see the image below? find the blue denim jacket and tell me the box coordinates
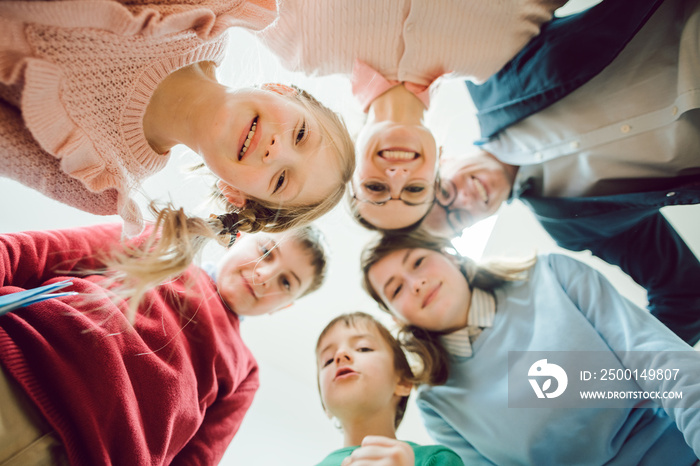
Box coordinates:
[468,0,664,142]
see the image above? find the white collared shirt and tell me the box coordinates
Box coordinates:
[441,288,495,358]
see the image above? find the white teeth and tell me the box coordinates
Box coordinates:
[239,119,257,159]
[473,177,489,203]
[380,150,417,161]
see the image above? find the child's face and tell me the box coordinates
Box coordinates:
[368,248,471,332]
[216,232,315,316]
[317,322,408,421]
[199,88,342,208]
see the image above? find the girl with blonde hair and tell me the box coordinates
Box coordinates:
[362,230,700,464]
[0,0,355,313]
[0,222,329,464]
[257,0,566,232]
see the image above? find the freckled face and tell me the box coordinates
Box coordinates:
[368,248,471,332]
[317,323,403,420]
[215,232,315,316]
[199,88,341,207]
[353,120,439,229]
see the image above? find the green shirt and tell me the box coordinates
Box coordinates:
[314,441,464,466]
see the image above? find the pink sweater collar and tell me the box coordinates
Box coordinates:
[350,59,431,112]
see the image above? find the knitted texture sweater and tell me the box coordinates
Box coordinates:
[258,0,565,87]
[0,224,259,465]
[0,0,276,235]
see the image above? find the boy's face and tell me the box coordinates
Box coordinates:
[316,322,409,422]
[216,232,315,316]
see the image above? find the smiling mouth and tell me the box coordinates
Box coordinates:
[472,176,489,204]
[423,282,441,308]
[379,149,419,161]
[334,367,357,380]
[240,273,257,299]
[239,117,258,161]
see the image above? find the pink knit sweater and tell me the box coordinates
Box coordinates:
[0,0,276,235]
[259,0,565,93]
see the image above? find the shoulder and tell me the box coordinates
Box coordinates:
[409,442,464,465]
[314,446,358,466]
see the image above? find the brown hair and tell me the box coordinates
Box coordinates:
[315,312,415,429]
[281,224,327,298]
[360,229,536,386]
[108,86,353,320]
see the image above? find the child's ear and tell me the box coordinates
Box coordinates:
[217,180,247,208]
[394,378,413,397]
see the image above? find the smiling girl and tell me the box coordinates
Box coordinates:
[362,231,700,465]
[0,0,354,310]
[0,222,327,464]
[315,312,463,466]
[257,0,565,231]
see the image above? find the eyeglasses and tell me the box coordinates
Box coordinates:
[350,179,440,207]
[434,179,469,235]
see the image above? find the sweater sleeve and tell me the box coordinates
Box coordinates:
[417,400,496,466]
[171,363,259,464]
[0,223,124,289]
[0,99,120,216]
[547,253,700,457]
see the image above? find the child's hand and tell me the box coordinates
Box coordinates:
[340,436,415,466]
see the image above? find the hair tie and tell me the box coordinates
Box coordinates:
[212,212,240,247]
[260,83,298,96]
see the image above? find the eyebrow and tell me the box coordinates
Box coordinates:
[382,250,411,298]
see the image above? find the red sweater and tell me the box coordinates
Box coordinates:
[0,224,259,465]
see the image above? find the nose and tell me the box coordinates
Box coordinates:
[385,167,409,180]
[409,275,427,295]
[252,264,275,293]
[334,348,352,364]
[454,187,476,210]
[263,133,295,164]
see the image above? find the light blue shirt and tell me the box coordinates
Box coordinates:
[417,254,700,465]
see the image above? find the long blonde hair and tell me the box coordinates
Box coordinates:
[108,86,353,320]
[360,229,536,386]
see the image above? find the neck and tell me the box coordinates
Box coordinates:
[339,408,398,447]
[143,62,224,154]
[367,84,426,126]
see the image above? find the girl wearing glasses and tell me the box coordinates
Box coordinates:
[256,0,566,232]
